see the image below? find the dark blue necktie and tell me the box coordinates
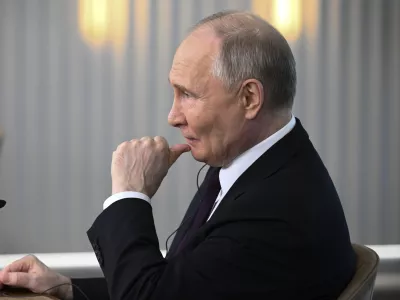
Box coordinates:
[175,167,221,254]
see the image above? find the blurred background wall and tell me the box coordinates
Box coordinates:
[0,0,399,253]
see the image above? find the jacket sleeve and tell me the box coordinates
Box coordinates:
[86,198,293,300]
[71,277,109,300]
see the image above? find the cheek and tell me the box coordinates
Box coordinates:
[184,100,236,156]
[185,101,212,136]
[211,110,244,149]
[198,115,227,154]
[187,112,219,152]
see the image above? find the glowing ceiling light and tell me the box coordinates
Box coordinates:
[78,0,129,54]
[252,0,318,42]
[273,0,302,41]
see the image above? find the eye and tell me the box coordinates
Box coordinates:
[182,91,191,98]
[178,89,192,99]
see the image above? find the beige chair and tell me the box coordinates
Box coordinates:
[338,244,379,300]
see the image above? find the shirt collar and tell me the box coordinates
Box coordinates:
[219,115,296,196]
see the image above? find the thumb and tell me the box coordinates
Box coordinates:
[169,144,191,166]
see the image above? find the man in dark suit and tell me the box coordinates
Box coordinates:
[0,10,356,300]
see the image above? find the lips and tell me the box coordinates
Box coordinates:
[184,136,198,145]
[183,133,197,140]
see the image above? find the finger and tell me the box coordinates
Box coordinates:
[3,256,34,273]
[117,141,130,151]
[0,271,32,289]
[169,144,191,166]
[154,136,169,148]
[140,136,152,142]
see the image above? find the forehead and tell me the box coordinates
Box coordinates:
[169,28,221,87]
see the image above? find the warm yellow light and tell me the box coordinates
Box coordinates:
[303,0,319,40]
[252,0,316,42]
[133,0,149,46]
[78,0,129,53]
[272,0,302,41]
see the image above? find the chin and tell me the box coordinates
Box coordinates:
[190,149,221,167]
[190,149,206,163]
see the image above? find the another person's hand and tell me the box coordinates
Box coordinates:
[0,255,73,299]
[111,136,190,198]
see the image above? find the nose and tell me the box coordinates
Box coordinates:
[168,99,186,127]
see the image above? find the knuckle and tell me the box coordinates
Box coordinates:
[140,136,151,141]
[117,141,129,150]
[142,139,153,146]
[140,136,155,147]
[154,135,165,142]
[155,136,168,147]
[27,254,37,262]
[130,141,139,149]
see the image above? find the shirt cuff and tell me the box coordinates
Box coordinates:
[103,191,151,210]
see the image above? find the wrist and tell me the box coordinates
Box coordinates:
[56,276,73,300]
[112,183,130,195]
[112,184,147,196]
[112,187,128,195]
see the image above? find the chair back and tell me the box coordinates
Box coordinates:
[338,244,379,300]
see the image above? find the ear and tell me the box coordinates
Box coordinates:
[239,79,264,120]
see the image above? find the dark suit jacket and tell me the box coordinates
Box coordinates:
[72,119,356,300]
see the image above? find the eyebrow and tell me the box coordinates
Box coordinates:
[168,78,199,97]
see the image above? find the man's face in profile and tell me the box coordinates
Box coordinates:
[167,28,248,167]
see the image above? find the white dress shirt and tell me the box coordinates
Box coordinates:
[207,115,296,220]
[104,115,296,215]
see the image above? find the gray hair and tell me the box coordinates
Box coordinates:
[191,10,297,111]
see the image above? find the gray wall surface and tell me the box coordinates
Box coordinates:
[0,0,399,253]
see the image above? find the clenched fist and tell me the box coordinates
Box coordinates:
[0,255,73,299]
[111,136,190,198]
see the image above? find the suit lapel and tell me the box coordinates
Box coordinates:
[166,166,217,258]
